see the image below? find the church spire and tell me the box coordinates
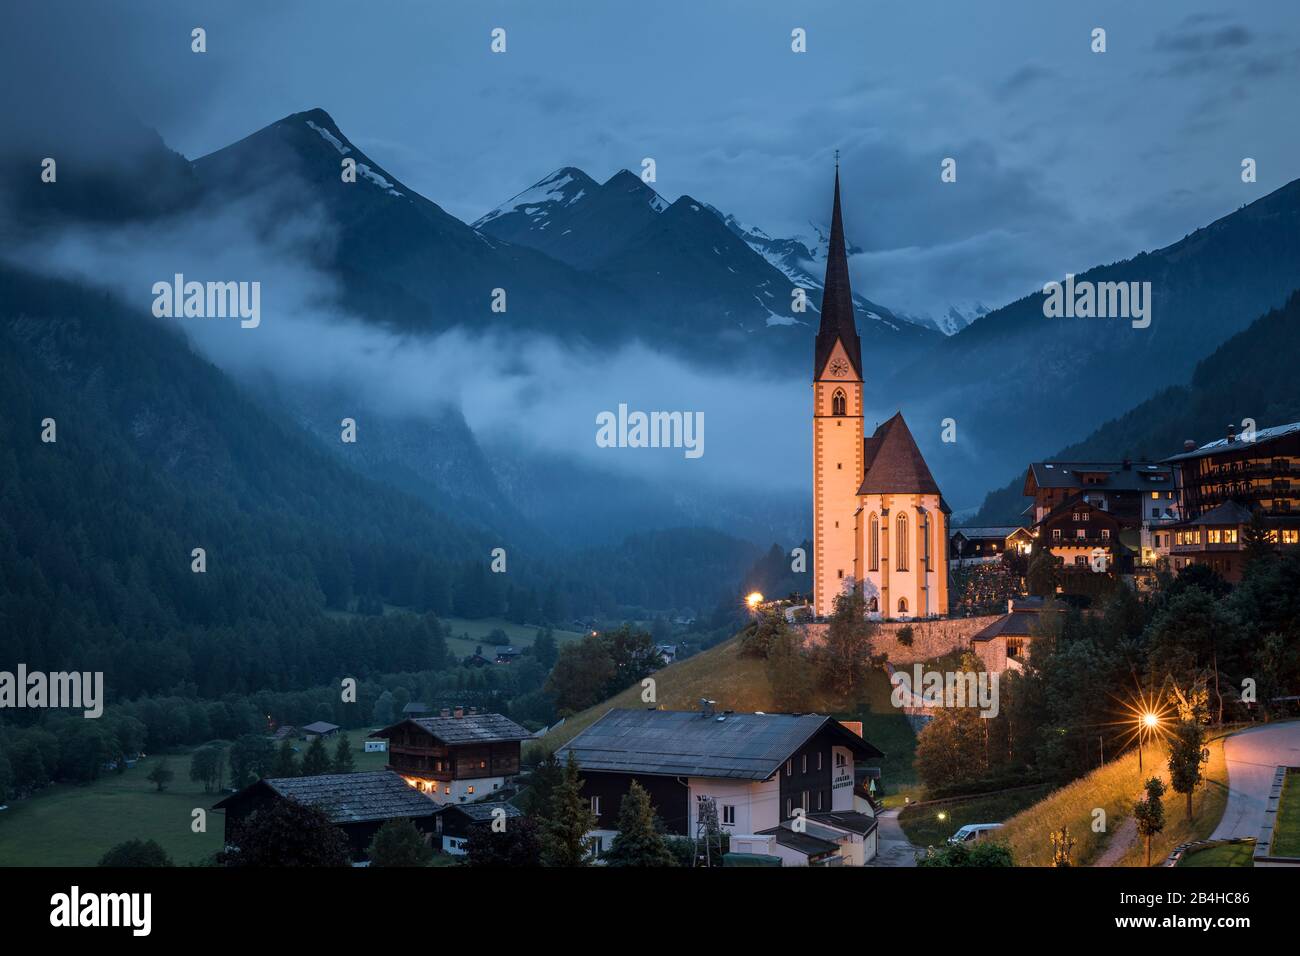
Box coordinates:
[814,163,863,379]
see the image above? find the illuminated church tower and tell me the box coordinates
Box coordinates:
[811,165,949,620]
[811,165,864,618]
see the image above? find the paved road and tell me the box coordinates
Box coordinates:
[870,808,919,866]
[1210,722,1300,841]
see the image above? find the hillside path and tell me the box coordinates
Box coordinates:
[1092,817,1137,867]
[1210,721,1300,840]
[869,808,919,867]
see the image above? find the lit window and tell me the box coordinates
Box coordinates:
[467,786,474,794]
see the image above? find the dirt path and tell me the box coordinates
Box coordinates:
[1092,816,1137,867]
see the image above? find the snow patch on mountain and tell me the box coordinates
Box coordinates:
[474,168,591,228]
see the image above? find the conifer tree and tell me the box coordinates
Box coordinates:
[604,781,677,867]
[332,735,355,774]
[1133,776,1167,867]
[541,752,597,866]
[273,738,298,777]
[1167,720,1209,820]
[302,736,332,776]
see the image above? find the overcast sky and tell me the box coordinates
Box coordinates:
[7,0,1299,318]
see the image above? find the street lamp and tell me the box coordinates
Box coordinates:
[745,591,764,611]
[1137,711,1160,774]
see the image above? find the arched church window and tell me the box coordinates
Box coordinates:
[897,512,909,571]
[920,512,931,571]
[898,597,909,614]
[868,596,878,612]
[868,513,879,570]
[832,389,847,416]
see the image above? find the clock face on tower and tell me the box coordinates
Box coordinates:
[828,358,850,378]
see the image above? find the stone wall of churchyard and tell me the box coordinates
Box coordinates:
[802,614,1002,665]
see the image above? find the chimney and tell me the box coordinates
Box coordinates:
[468,706,478,716]
[699,698,715,717]
[1184,440,1196,451]
[1227,424,1237,443]
[453,706,464,719]
[440,707,451,718]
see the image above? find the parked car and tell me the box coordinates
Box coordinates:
[947,823,1003,845]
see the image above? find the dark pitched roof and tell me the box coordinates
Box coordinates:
[556,708,883,780]
[438,801,523,824]
[371,714,531,745]
[952,526,1027,540]
[813,167,862,380]
[1173,500,1254,527]
[213,771,436,824]
[757,824,839,857]
[1163,421,1300,463]
[301,721,339,734]
[970,609,1041,642]
[857,413,942,496]
[402,702,430,714]
[808,811,879,837]
[1025,461,1172,493]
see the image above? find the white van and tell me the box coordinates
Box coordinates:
[947,823,1003,845]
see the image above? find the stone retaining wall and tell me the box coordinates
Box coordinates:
[802,614,1001,664]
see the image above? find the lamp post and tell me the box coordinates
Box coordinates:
[1137,711,1159,775]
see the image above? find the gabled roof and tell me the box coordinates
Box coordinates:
[370,714,531,745]
[1024,461,1172,494]
[1173,500,1254,527]
[858,413,942,496]
[556,709,883,781]
[807,810,879,837]
[437,801,523,824]
[813,167,862,380]
[952,526,1028,541]
[213,771,436,823]
[757,823,840,858]
[1164,422,1300,463]
[971,610,1041,642]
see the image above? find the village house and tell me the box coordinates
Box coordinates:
[369,709,530,805]
[970,597,1045,673]
[300,721,339,741]
[435,800,524,856]
[1034,495,1135,574]
[213,771,439,860]
[1162,421,1300,582]
[556,706,883,866]
[950,526,1033,562]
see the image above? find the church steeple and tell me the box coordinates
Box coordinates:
[813,163,863,380]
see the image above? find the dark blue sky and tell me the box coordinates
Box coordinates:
[8,0,1299,319]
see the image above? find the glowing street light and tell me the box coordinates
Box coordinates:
[745,591,764,610]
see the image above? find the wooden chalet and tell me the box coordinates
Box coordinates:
[369,711,530,804]
[212,771,438,859]
[435,800,524,856]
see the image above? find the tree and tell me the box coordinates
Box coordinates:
[817,590,874,699]
[222,799,351,867]
[604,781,677,867]
[301,736,332,776]
[1133,777,1167,867]
[98,839,173,867]
[464,816,543,867]
[520,751,563,820]
[914,695,988,792]
[332,735,355,774]
[544,639,615,716]
[190,744,226,792]
[372,690,396,726]
[541,753,597,866]
[273,738,298,778]
[367,818,433,867]
[896,625,915,648]
[147,757,174,792]
[740,608,789,659]
[532,629,559,670]
[1167,720,1209,820]
[228,734,275,789]
[1242,508,1274,566]
[1050,826,1076,867]
[1027,546,1060,598]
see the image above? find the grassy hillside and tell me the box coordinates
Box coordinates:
[529,635,921,795]
[997,731,1229,867]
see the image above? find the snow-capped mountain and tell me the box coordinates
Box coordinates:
[476,166,939,351]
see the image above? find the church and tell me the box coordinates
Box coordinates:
[811,168,950,620]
